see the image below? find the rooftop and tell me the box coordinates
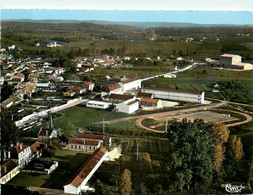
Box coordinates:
[143,86,202,95]
[221,54,241,58]
[69,138,100,146]
[121,77,140,84]
[38,128,54,137]
[140,97,158,104]
[30,141,47,155]
[1,160,18,178]
[76,133,110,142]
[65,148,107,187]
[103,93,134,101]
[103,83,121,92]
[127,99,139,106]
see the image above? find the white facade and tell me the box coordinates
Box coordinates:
[15,146,32,169]
[86,100,112,109]
[141,87,205,104]
[115,99,139,114]
[119,78,141,92]
[220,54,242,66]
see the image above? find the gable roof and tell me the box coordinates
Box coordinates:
[38,128,54,137]
[30,141,47,155]
[65,148,107,187]
[68,138,100,146]
[1,160,18,178]
[142,86,202,95]
[137,92,153,98]
[103,83,121,92]
[140,97,158,104]
[127,99,139,106]
[103,93,134,101]
[121,77,140,84]
[76,133,110,142]
[221,54,241,58]
[10,144,29,158]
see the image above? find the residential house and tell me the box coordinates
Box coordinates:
[83,82,95,91]
[76,132,112,146]
[69,86,87,94]
[64,148,108,194]
[38,127,57,143]
[64,90,76,97]
[0,160,20,184]
[10,143,32,169]
[30,141,47,160]
[139,98,162,108]
[65,138,101,153]
[118,77,141,92]
[101,83,122,97]
[141,86,205,104]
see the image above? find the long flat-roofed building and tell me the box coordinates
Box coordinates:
[64,148,108,194]
[141,86,205,104]
[220,54,242,66]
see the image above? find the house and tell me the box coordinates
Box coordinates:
[139,98,162,108]
[76,132,111,146]
[64,148,108,194]
[102,93,139,114]
[2,98,14,108]
[137,92,154,99]
[86,100,112,109]
[118,77,141,92]
[115,99,139,114]
[38,127,57,143]
[0,160,20,184]
[65,138,101,153]
[69,86,87,94]
[30,141,47,160]
[220,54,242,66]
[9,143,32,169]
[64,90,76,97]
[141,86,205,104]
[101,83,123,97]
[36,82,54,90]
[231,62,253,70]
[83,82,95,91]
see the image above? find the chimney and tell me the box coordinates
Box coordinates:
[83,139,85,145]
[20,144,22,150]
[4,166,7,174]
[8,151,11,159]
[46,130,48,137]
[3,149,6,159]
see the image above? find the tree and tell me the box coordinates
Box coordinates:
[120,169,132,195]
[228,135,244,161]
[167,119,215,191]
[1,108,20,149]
[213,123,230,172]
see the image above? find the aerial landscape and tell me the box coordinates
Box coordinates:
[0,3,253,195]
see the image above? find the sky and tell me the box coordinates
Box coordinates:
[1,0,253,24]
[1,0,253,11]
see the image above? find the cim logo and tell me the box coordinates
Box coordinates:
[221,183,245,193]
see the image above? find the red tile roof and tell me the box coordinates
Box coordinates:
[127,99,138,105]
[38,128,54,136]
[103,93,134,101]
[1,160,18,178]
[140,97,158,104]
[30,141,47,155]
[103,83,121,92]
[69,86,86,91]
[137,92,153,98]
[121,77,140,84]
[76,133,110,142]
[69,138,100,146]
[66,148,107,187]
[143,86,202,95]
[83,82,94,86]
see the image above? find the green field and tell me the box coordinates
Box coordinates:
[52,106,129,137]
[7,150,90,189]
[143,67,253,100]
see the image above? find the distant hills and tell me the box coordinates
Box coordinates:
[3,19,252,28]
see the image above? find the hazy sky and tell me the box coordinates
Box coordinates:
[1,0,253,11]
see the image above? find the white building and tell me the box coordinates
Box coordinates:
[220,54,242,66]
[231,62,253,70]
[86,100,112,109]
[101,83,123,97]
[84,82,95,91]
[64,148,108,194]
[141,86,205,104]
[118,77,141,92]
[0,160,20,184]
[64,138,101,153]
[10,144,32,169]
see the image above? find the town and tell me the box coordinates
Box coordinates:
[1,11,253,195]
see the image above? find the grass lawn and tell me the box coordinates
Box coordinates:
[7,150,90,189]
[52,106,129,138]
